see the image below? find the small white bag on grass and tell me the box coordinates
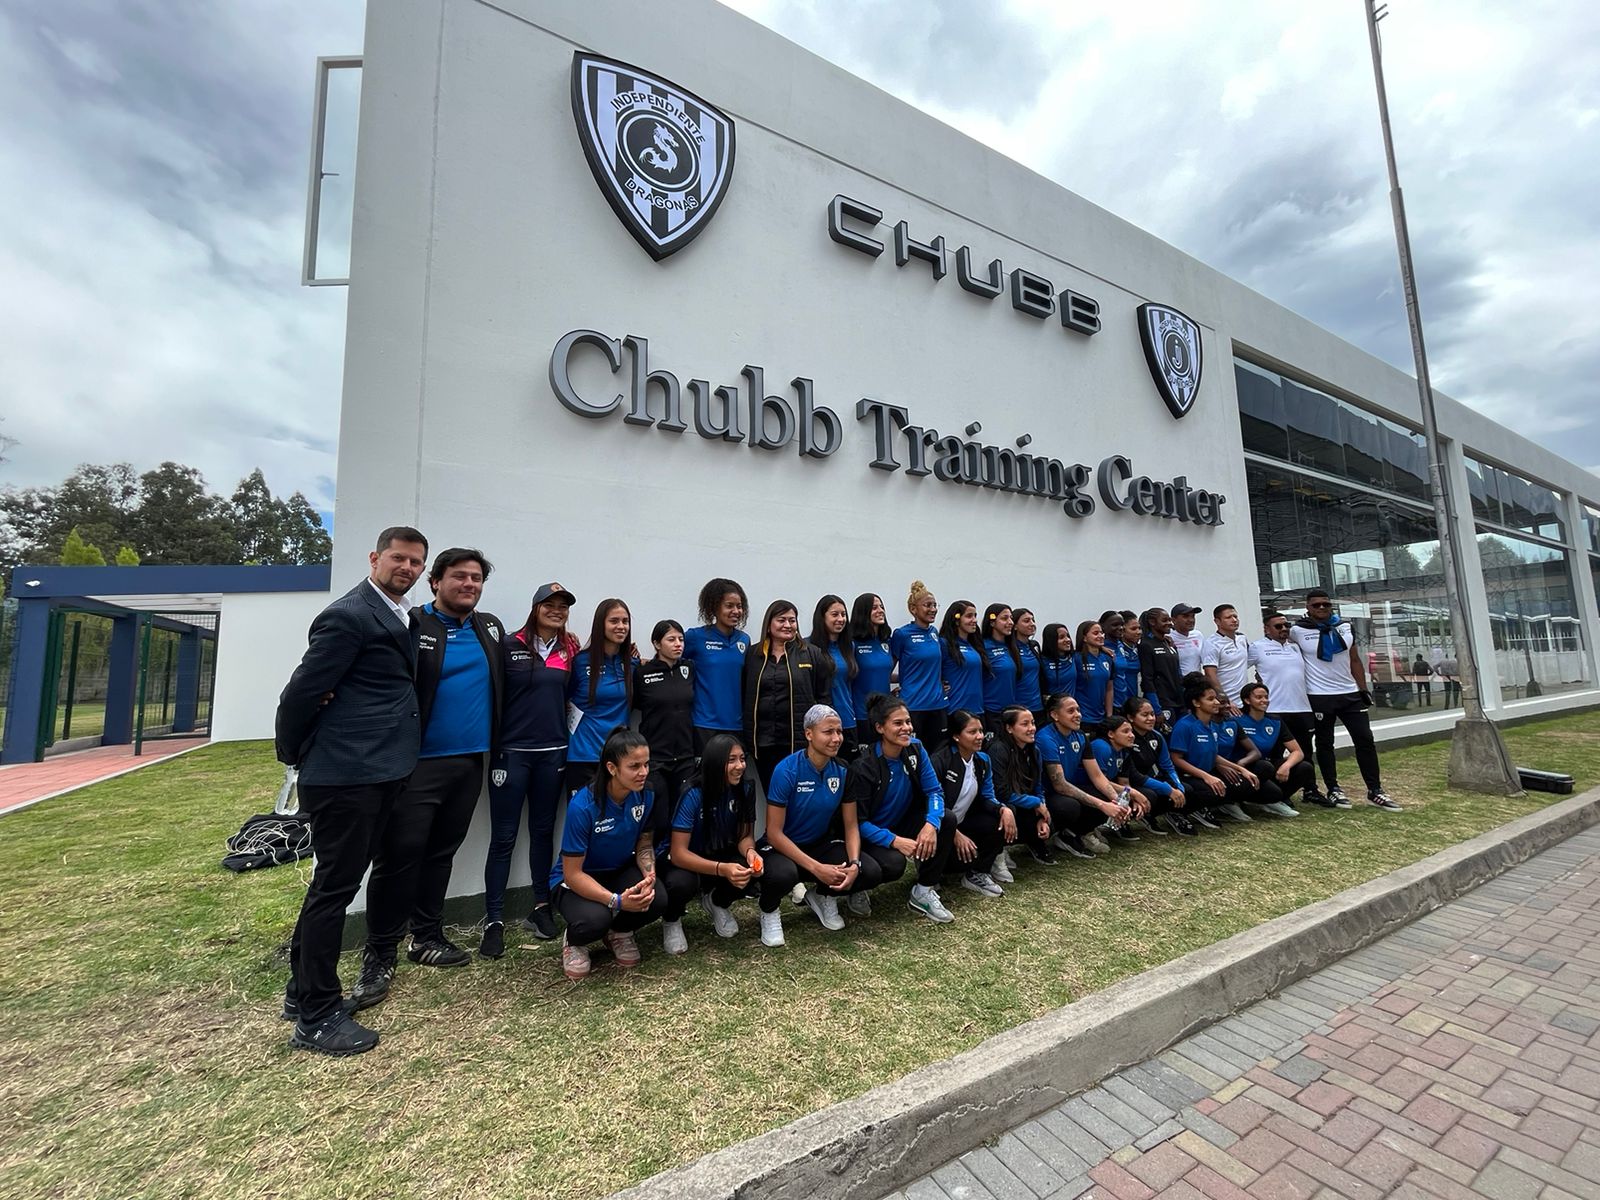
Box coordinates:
[275,766,300,815]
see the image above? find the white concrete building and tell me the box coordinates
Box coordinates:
[220,0,1600,907]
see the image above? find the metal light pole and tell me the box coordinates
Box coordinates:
[1363,1,1522,794]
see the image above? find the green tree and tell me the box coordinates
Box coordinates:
[230,468,290,563]
[60,527,107,566]
[133,463,240,565]
[281,491,332,564]
[114,545,140,566]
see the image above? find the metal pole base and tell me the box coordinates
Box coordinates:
[1447,715,1524,796]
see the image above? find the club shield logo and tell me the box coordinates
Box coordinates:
[1137,302,1204,419]
[679,665,690,679]
[570,52,736,260]
[631,803,646,823]
[491,769,507,788]
[827,776,841,794]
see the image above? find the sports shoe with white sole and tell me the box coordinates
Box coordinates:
[990,849,1015,883]
[1263,801,1300,817]
[604,929,641,967]
[1052,833,1094,859]
[847,891,872,916]
[961,871,1004,897]
[1082,831,1112,855]
[908,883,955,923]
[804,887,846,930]
[561,937,591,981]
[1327,785,1353,809]
[1367,789,1402,811]
[662,920,688,955]
[758,908,785,947]
[699,891,739,938]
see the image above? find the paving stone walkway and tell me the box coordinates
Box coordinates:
[888,825,1600,1200]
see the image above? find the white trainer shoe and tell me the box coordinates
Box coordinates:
[662,920,688,956]
[699,891,739,938]
[909,883,955,923]
[758,908,785,947]
[991,848,1015,883]
[804,887,846,931]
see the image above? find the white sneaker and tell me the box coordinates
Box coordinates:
[909,883,955,923]
[1264,801,1300,818]
[847,891,872,916]
[788,882,808,906]
[662,919,688,956]
[962,871,1004,898]
[699,891,739,938]
[804,887,846,931]
[758,908,785,947]
[991,848,1015,884]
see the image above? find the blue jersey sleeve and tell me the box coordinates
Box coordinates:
[559,789,595,858]
[672,787,701,835]
[1156,735,1183,791]
[1090,739,1119,779]
[766,757,795,808]
[912,740,945,825]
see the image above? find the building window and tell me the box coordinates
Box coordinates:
[1464,455,1564,541]
[1243,459,1454,718]
[1478,530,1589,702]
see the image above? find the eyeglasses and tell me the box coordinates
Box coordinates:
[1308,601,1332,610]
[1268,622,1288,630]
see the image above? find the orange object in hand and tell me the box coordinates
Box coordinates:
[748,852,764,872]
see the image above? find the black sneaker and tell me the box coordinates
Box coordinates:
[1303,788,1336,809]
[1137,818,1170,837]
[523,904,558,941]
[1052,834,1094,859]
[1327,786,1353,809]
[1027,844,1058,865]
[1161,813,1197,838]
[1189,810,1222,831]
[348,954,396,1011]
[407,937,471,968]
[1108,824,1141,843]
[1368,789,1402,812]
[280,993,355,1021]
[289,1011,380,1057]
[479,921,505,960]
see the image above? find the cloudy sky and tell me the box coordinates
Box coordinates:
[4,0,1598,524]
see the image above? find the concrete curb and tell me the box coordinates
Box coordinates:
[607,786,1600,1200]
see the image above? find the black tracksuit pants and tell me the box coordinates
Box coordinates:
[556,863,668,944]
[659,846,758,920]
[366,752,485,960]
[758,837,900,912]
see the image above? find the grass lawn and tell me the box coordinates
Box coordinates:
[1,713,1597,1199]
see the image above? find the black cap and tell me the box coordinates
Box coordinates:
[1171,603,1202,617]
[531,582,576,607]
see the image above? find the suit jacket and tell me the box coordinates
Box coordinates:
[275,580,421,786]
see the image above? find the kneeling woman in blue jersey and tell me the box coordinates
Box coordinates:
[551,729,667,980]
[932,709,1016,897]
[1122,696,1197,836]
[758,705,885,946]
[849,693,951,923]
[662,734,761,948]
[1084,714,1179,838]
[1168,676,1259,826]
[1236,682,1311,817]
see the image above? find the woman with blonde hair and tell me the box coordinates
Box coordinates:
[891,579,946,750]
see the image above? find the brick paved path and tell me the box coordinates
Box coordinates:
[888,825,1600,1200]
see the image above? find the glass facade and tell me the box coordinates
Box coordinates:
[1586,506,1600,618]
[1465,457,1589,703]
[1237,361,1454,719]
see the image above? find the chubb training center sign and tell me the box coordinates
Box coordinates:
[555,52,1225,528]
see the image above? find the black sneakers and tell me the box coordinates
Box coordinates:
[1160,813,1198,837]
[1368,788,1402,811]
[1027,844,1059,865]
[1327,786,1354,809]
[289,1011,380,1057]
[348,954,396,1011]
[280,992,355,1021]
[1303,788,1336,808]
[407,937,471,968]
[1189,810,1222,831]
[523,904,558,940]
[479,921,505,960]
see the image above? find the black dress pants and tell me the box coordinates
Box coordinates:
[287,778,406,1024]
[1309,693,1383,793]
[366,752,485,960]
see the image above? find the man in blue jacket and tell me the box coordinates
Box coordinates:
[274,526,427,1056]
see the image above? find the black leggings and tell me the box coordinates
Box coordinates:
[646,756,697,840]
[1181,774,1261,810]
[758,838,898,912]
[659,847,758,920]
[1253,758,1315,801]
[1017,793,1097,853]
[1309,694,1382,792]
[949,806,1007,876]
[754,743,790,793]
[555,863,668,944]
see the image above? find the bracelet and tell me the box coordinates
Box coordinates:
[610,892,622,912]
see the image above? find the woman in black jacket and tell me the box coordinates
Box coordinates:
[931,709,1016,897]
[742,599,832,791]
[633,619,697,841]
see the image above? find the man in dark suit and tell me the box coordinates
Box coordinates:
[275,525,428,1056]
[348,547,505,1010]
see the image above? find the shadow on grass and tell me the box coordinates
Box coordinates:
[0,711,1596,1199]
